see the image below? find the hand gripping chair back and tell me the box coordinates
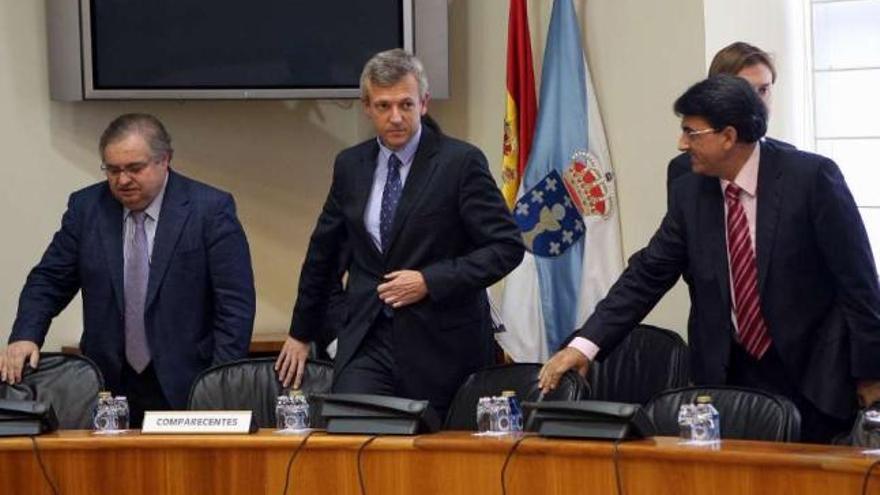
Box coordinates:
[444,363,590,430]
[0,352,104,429]
[187,357,334,428]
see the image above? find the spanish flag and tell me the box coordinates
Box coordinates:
[501,0,537,209]
[499,0,623,362]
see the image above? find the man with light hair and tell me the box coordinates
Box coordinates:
[276,49,523,418]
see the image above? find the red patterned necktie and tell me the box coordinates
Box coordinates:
[725,183,772,358]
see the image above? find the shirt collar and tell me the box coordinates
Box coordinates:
[720,143,760,197]
[124,170,169,222]
[377,125,422,166]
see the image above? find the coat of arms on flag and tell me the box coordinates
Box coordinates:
[499,0,624,362]
[513,151,614,257]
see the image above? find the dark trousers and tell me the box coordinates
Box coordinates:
[727,343,851,444]
[333,314,397,396]
[120,363,171,428]
[332,314,451,421]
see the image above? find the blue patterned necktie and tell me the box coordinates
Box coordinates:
[380,154,403,252]
[124,211,151,373]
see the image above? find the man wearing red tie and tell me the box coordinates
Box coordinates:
[540,75,880,443]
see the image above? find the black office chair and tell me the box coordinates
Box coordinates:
[187,357,334,428]
[443,363,590,430]
[588,324,689,404]
[0,352,105,429]
[645,385,801,442]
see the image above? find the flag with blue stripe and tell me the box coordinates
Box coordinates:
[499,0,623,361]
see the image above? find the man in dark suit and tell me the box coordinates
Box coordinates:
[539,76,880,443]
[1,113,256,426]
[667,43,797,348]
[668,42,794,189]
[275,49,524,417]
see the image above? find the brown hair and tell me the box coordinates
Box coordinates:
[708,42,777,83]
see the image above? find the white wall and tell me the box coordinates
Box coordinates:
[575,0,705,331]
[703,0,811,148]
[0,0,703,352]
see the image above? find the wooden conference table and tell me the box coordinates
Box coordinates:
[0,431,877,494]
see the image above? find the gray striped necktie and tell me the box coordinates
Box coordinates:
[125,211,151,373]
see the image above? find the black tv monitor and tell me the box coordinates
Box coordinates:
[46,0,449,100]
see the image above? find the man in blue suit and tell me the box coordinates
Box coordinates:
[1,114,255,426]
[540,76,880,443]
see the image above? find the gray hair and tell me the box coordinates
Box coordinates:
[99,113,173,161]
[359,49,429,102]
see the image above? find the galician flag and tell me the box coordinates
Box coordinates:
[499,0,623,362]
[500,0,537,209]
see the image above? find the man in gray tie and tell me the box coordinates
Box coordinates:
[1,113,255,426]
[275,49,523,419]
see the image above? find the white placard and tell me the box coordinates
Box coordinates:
[141,410,254,434]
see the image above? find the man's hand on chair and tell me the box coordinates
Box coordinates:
[275,336,310,389]
[1,341,40,385]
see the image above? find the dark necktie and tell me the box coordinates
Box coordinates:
[725,183,772,358]
[125,211,151,372]
[380,154,403,252]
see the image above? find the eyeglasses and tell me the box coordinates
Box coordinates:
[681,127,718,140]
[100,159,157,178]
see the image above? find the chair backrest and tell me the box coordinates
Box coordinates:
[645,385,802,442]
[443,363,590,430]
[187,357,333,428]
[589,324,689,404]
[0,352,105,429]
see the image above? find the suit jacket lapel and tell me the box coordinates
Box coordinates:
[698,176,732,311]
[98,188,125,314]
[755,142,782,294]
[146,171,191,310]
[384,128,440,256]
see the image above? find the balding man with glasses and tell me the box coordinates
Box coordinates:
[1,113,255,427]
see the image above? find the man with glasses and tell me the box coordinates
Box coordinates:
[668,41,793,189]
[1,113,255,427]
[539,75,880,443]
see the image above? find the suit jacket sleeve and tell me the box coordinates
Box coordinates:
[420,148,524,302]
[207,194,256,365]
[10,193,83,346]
[577,189,688,356]
[289,154,349,342]
[318,247,350,351]
[809,158,880,379]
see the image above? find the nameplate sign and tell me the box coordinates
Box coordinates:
[141,411,255,434]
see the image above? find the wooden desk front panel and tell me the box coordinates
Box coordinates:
[0,431,876,495]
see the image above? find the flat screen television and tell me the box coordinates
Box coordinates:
[46,0,448,100]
